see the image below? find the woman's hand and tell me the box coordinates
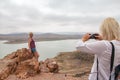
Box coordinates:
[95,34,103,40]
[82,33,91,42]
[29,49,32,53]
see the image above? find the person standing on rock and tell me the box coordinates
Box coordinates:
[28,32,39,60]
[76,17,120,80]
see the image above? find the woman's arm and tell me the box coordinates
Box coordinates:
[28,38,31,51]
[81,33,103,42]
[76,33,105,56]
[76,40,107,56]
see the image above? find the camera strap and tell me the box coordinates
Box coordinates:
[96,42,115,80]
[109,42,115,80]
[97,58,99,80]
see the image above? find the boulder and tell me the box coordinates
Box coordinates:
[0,48,59,79]
[0,59,17,80]
[15,57,40,79]
[40,58,59,73]
[0,48,34,80]
[40,61,50,73]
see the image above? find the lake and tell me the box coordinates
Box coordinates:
[0,40,79,60]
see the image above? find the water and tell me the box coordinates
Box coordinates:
[0,40,79,60]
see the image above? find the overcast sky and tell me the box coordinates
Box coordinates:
[0,0,120,34]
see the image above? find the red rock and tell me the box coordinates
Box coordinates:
[0,48,59,79]
[0,48,35,79]
[40,62,50,73]
[0,59,17,80]
[45,58,59,73]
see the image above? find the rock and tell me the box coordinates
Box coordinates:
[40,58,59,73]
[44,58,59,73]
[0,48,59,80]
[40,62,50,73]
[3,52,17,59]
[15,48,33,62]
[0,48,35,80]
[3,48,33,66]
[0,59,17,80]
[15,57,40,79]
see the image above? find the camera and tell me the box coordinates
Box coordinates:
[89,33,99,39]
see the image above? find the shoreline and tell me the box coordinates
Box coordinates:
[0,33,82,44]
[2,39,80,44]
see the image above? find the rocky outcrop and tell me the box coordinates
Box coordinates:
[0,59,17,80]
[0,48,59,80]
[2,50,94,80]
[0,48,94,80]
[40,58,59,73]
[15,57,40,79]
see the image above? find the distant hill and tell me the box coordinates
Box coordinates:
[0,32,83,44]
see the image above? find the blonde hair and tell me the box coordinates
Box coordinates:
[100,17,120,41]
[29,32,33,37]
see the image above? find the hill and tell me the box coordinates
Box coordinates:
[0,32,83,44]
[54,51,94,78]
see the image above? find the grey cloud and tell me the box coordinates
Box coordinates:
[41,0,120,26]
[42,13,105,27]
[0,0,120,33]
[48,0,120,13]
[0,0,44,29]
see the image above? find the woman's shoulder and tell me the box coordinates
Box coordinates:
[96,40,120,50]
[89,40,108,44]
[102,40,120,46]
[28,38,33,41]
[97,40,111,46]
[90,40,111,48]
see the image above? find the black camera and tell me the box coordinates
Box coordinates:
[89,33,99,39]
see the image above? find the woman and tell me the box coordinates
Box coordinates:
[76,17,120,80]
[28,32,39,60]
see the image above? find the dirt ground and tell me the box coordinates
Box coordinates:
[5,73,89,80]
